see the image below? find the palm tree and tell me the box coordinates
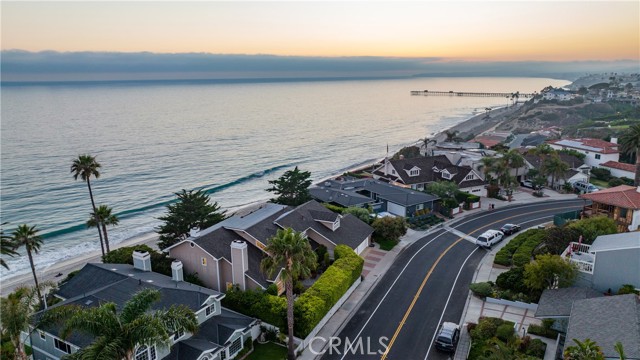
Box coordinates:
[1,283,54,360]
[71,154,105,256]
[420,137,437,157]
[564,338,604,360]
[620,123,640,186]
[40,288,198,360]
[541,155,569,189]
[444,130,459,142]
[1,222,18,270]
[614,341,626,360]
[12,224,44,306]
[261,228,317,360]
[505,149,526,183]
[87,204,119,253]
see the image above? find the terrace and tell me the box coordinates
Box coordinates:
[561,242,595,274]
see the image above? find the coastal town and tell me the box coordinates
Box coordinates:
[2,73,639,360]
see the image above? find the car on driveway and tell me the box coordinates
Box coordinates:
[500,223,521,235]
[521,180,542,190]
[573,181,599,193]
[475,230,504,248]
[434,322,460,353]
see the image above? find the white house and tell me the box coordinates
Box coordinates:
[547,138,620,167]
[597,160,636,179]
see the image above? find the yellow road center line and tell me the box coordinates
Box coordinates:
[380,205,571,359]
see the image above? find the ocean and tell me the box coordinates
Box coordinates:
[0,76,569,278]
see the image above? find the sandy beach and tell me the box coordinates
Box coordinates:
[0,104,515,297]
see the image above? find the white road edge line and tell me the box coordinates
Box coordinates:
[336,201,583,360]
[424,214,554,359]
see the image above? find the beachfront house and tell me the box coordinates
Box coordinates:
[547,138,620,167]
[30,253,257,360]
[372,155,486,196]
[166,200,373,293]
[310,178,440,218]
[579,185,640,232]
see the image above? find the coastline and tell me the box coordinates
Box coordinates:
[0,103,507,296]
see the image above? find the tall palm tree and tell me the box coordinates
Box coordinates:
[40,288,198,360]
[1,283,54,360]
[420,137,437,157]
[12,224,44,306]
[261,228,317,360]
[541,155,569,189]
[564,338,604,360]
[619,123,640,186]
[505,149,526,183]
[87,204,119,253]
[71,154,105,256]
[444,130,459,142]
[1,222,18,270]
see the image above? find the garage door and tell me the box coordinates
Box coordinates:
[386,202,406,217]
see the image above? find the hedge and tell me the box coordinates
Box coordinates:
[294,246,363,337]
[222,287,287,330]
[469,282,493,298]
[322,203,345,214]
[494,229,545,267]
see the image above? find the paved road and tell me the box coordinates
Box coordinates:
[319,199,585,360]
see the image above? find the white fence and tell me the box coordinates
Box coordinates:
[485,297,538,311]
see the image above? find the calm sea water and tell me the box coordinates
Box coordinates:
[0,76,569,278]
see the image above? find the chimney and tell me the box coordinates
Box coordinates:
[230,240,248,291]
[610,137,618,144]
[189,227,200,238]
[171,260,184,282]
[132,251,152,272]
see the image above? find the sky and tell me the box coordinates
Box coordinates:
[1,1,639,81]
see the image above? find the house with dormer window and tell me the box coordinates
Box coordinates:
[30,252,257,360]
[167,200,373,293]
[372,155,486,196]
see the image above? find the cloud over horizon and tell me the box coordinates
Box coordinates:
[2,50,639,83]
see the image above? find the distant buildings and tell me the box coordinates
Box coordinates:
[547,138,620,167]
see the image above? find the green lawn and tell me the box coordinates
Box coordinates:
[590,178,610,189]
[246,342,287,360]
[376,238,398,251]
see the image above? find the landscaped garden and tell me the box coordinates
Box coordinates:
[467,317,546,359]
[406,213,444,230]
[246,341,287,360]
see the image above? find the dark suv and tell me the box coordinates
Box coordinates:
[434,322,460,353]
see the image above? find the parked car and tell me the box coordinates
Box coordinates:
[434,322,460,353]
[500,223,521,235]
[573,181,599,193]
[521,180,542,190]
[475,230,504,248]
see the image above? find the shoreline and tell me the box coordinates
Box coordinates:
[0,103,506,296]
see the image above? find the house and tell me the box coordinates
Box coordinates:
[547,138,620,167]
[542,88,574,101]
[167,201,374,293]
[311,178,440,218]
[535,291,640,360]
[579,185,640,232]
[30,253,256,360]
[561,232,640,293]
[372,155,486,196]
[597,160,636,179]
[522,151,591,189]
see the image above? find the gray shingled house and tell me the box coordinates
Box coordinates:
[166,200,373,293]
[30,252,256,360]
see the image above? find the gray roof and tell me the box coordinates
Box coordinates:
[590,232,640,253]
[374,155,453,185]
[523,152,585,170]
[275,200,374,249]
[309,187,374,207]
[564,294,640,359]
[166,339,221,360]
[221,203,289,231]
[535,287,603,318]
[341,179,440,206]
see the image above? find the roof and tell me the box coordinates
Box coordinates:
[309,187,374,207]
[564,294,640,359]
[580,185,640,210]
[473,135,503,148]
[375,155,453,185]
[523,152,585,170]
[547,138,619,154]
[589,232,640,253]
[600,160,636,173]
[348,178,440,206]
[535,287,603,318]
[275,200,374,249]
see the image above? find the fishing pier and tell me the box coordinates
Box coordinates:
[410,90,535,98]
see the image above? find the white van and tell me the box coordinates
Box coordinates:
[475,230,504,248]
[573,181,599,193]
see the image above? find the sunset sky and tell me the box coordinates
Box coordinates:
[3,1,639,61]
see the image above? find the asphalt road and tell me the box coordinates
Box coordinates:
[319,199,585,360]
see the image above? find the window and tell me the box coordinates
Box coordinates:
[416,204,424,210]
[205,303,216,316]
[441,172,451,179]
[173,330,185,341]
[595,154,601,159]
[190,242,195,248]
[135,345,157,360]
[465,174,474,180]
[220,350,227,360]
[391,169,396,175]
[39,331,46,340]
[229,337,243,357]
[410,169,419,176]
[54,339,71,354]
[201,257,207,266]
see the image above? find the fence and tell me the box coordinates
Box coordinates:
[485,297,538,311]
[553,209,581,226]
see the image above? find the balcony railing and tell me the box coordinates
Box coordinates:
[561,242,595,274]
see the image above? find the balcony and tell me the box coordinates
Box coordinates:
[561,242,595,274]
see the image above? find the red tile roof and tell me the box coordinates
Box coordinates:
[600,161,636,173]
[547,138,619,154]
[580,185,640,210]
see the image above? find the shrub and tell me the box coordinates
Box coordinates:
[184,272,205,286]
[527,323,559,339]
[342,206,372,224]
[222,287,287,330]
[334,244,357,260]
[567,216,617,243]
[590,167,611,181]
[469,282,493,298]
[494,252,511,266]
[467,322,477,333]
[526,338,547,358]
[608,177,624,187]
[470,317,504,341]
[322,203,345,214]
[620,177,635,185]
[496,267,527,293]
[265,284,278,295]
[617,284,639,295]
[372,217,407,244]
[496,323,515,342]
